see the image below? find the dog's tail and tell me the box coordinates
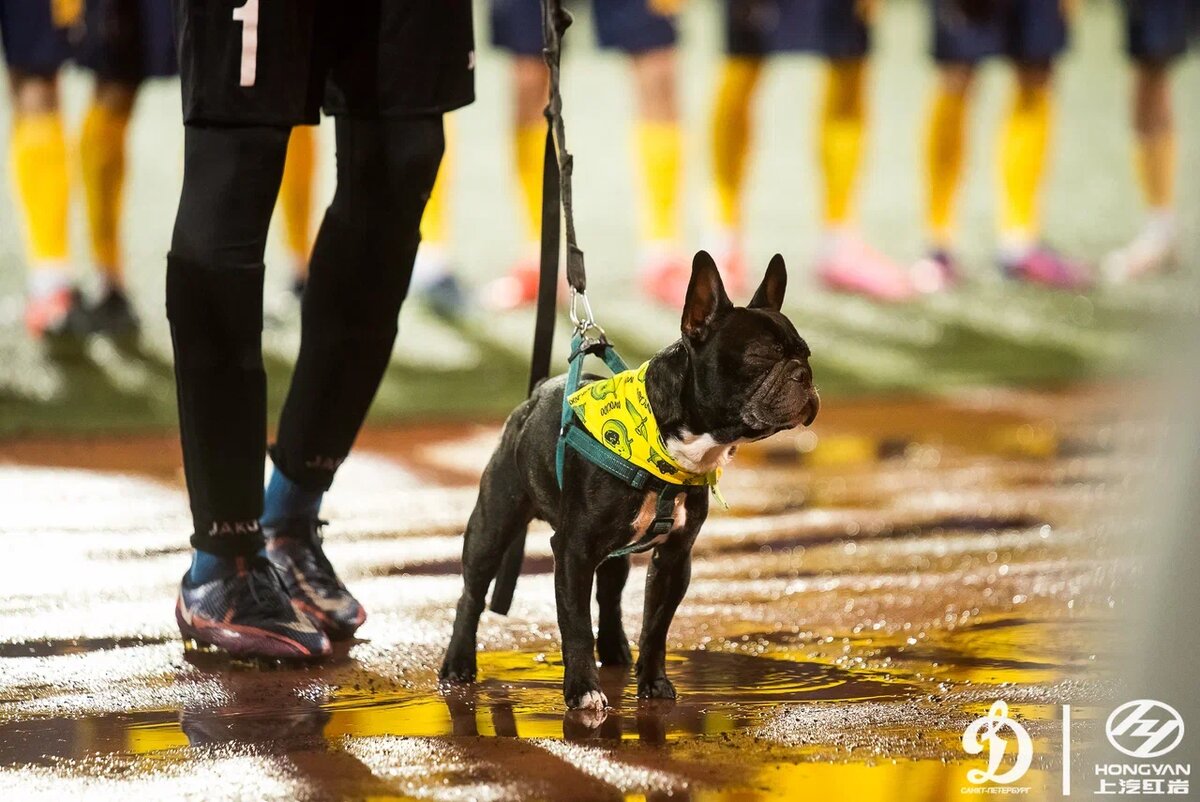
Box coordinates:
[488,534,526,615]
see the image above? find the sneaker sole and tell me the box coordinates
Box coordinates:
[176,599,331,660]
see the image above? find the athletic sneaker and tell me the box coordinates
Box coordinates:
[643,241,746,308]
[712,233,748,297]
[89,288,140,338]
[816,233,915,302]
[911,249,962,295]
[640,248,691,307]
[1001,244,1092,290]
[1102,217,1178,284]
[419,273,470,321]
[480,256,539,311]
[25,287,93,339]
[176,554,332,660]
[265,519,366,640]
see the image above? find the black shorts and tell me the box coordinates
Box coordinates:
[1125,0,1198,64]
[725,0,871,59]
[76,0,178,83]
[174,0,475,127]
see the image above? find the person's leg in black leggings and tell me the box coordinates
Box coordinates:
[167,124,290,558]
[272,115,444,486]
[260,115,444,637]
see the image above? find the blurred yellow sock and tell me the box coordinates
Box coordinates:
[818,59,867,228]
[710,58,762,229]
[80,102,130,283]
[11,112,70,269]
[279,126,316,277]
[998,81,1052,241]
[925,86,968,247]
[421,119,453,246]
[635,120,682,243]
[1135,130,1175,211]
[514,123,544,244]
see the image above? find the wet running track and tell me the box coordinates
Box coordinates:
[0,389,1134,800]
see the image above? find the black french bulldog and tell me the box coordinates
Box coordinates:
[440,251,819,710]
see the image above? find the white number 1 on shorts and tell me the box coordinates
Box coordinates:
[232,0,259,88]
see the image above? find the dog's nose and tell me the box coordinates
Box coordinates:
[803,393,820,426]
[787,360,811,384]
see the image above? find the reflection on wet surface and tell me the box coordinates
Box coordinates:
[0,390,1134,799]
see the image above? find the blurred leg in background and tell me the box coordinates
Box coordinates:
[630,36,688,306]
[481,0,550,310]
[1,0,88,339]
[918,0,1089,292]
[713,0,910,303]
[913,61,973,293]
[709,53,762,280]
[277,126,316,298]
[812,0,913,302]
[77,0,180,337]
[411,117,470,320]
[711,0,811,290]
[1103,0,1190,283]
[483,0,684,309]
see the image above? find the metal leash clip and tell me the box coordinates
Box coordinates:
[569,288,606,343]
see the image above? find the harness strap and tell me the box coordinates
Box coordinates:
[556,332,628,487]
[555,332,691,561]
[606,485,681,561]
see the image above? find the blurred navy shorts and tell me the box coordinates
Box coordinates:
[932,0,1069,66]
[491,0,677,56]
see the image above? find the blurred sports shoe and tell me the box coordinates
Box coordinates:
[420,273,469,321]
[480,255,539,311]
[817,232,915,302]
[910,249,962,295]
[176,554,332,660]
[709,231,748,294]
[25,286,92,339]
[640,246,691,307]
[643,239,746,308]
[1001,244,1092,290]
[265,519,366,640]
[89,287,140,338]
[1102,215,1178,284]
[412,243,469,320]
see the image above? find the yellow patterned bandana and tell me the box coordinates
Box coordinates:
[568,362,726,504]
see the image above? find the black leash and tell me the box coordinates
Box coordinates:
[527,0,589,394]
[501,0,697,613]
[494,0,599,614]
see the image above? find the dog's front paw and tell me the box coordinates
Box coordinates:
[596,631,633,667]
[637,674,676,700]
[439,650,477,684]
[564,677,609,711]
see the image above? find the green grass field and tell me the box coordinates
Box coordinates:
[0,0,1196,438]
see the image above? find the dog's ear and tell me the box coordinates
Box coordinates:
[748,254,787,312]
[682,250,732,340]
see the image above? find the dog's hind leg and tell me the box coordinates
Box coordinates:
[595,555,633,666]
[440,453,532,683]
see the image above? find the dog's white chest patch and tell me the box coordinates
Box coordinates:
[663,431,738,475]
[628,490,687,547]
